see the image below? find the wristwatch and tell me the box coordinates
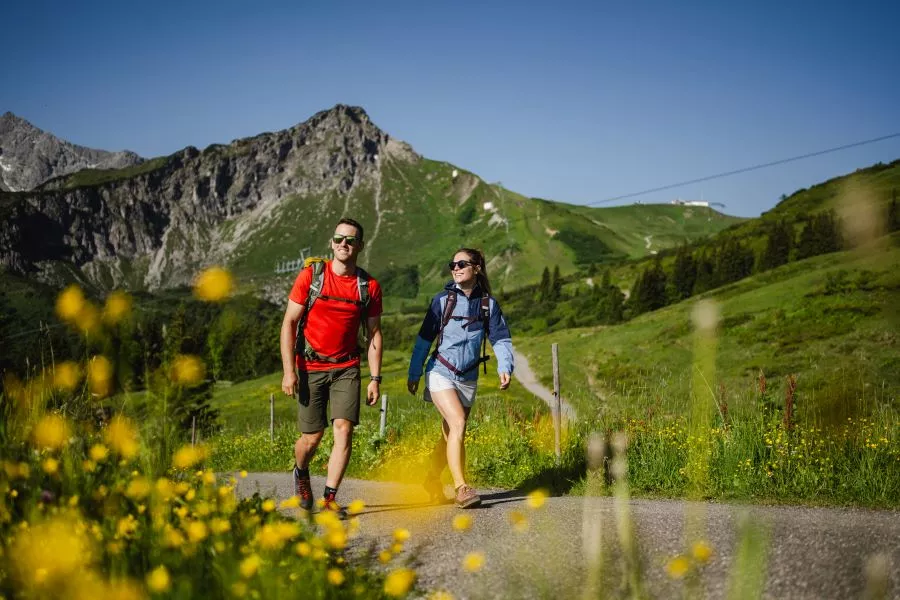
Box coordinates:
[370,375,382,383]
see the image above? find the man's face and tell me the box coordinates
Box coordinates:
[331,223,363,262]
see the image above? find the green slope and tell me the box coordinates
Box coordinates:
[516,234,900,421]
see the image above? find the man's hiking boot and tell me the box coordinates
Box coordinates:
[321,490,348,520]
[455,485,481,509]
[293,465,313,511]
[423,473,445,503]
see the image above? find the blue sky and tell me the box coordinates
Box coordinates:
[4,0,899,217]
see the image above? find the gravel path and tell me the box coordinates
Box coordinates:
[236,473,899,599]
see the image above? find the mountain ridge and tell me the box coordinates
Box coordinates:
[0,111,143,192]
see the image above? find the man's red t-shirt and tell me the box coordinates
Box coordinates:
[289,261,383,372]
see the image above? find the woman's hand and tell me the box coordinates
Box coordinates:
[499,372,510,390]
[407,379,419,395]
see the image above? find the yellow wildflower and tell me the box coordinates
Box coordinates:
[239,470,248,478]
[89,444,109,462]
[103,416,139,459]
[665,555,691,579]
[42,457,59,474]
[239,554,261,578]
[326,529,347,550]
[526,488,548,509]
[163,526,185,548]
[103,291,132,325]
[32,414,71,451]
[452,514,472,532]
[691,541,713,564]
[393,528,411,543]
[462,552,485,573]
[116,515,139,539]
[231,582,248,597]
[9,517,94,589]
[280,496,300,509]
[88,355,114,398]
[193,267,233,302]
[295,541,311,557]
[185,520,208,543]
[170,355,205,386]
[146,566,170,593]
[154,478,175,502]
[56,285,86,322]
[172,445,208,470]
[508,510,529,532]
[210,518,231,535]
[261,499,276,513]
[125,477,151,501]
[347,499,366,515]
[429,592,455,600]
[384,567,416,597]
[53,361,82,392]
[327,568,345,586]
[378,550,392,564]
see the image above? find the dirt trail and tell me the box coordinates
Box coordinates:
[512,349,577,421]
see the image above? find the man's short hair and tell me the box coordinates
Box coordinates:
[337,217,364,241]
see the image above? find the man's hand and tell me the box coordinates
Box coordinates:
[366,380,380,406]
[281,371,297,396]
[407,379,419,396]
[499,372,511,390]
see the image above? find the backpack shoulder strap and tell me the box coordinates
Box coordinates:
[306,260,327,315]
[479,294,491,374]
[355,267,371,308]
[435,290,457,350]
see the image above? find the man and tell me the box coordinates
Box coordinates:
[280,217,383,514]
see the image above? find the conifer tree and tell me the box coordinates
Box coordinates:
[551,265,563,300]
[716,238,753,284]
[538,267,551,301]
[888,190,899,232]
[693,249,718,295]
[631,258,667,314]
[759,220,793,271]
[671,245,697,301]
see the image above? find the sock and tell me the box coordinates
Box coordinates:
[294,465,309,477]
[323,485,338,499]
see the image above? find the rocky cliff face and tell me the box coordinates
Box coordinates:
[0,105,419,291]
[0,112,143,191]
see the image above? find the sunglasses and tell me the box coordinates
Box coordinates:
[448,260,474,271]
[332,234,360,246]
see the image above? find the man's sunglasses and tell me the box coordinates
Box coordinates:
[448,260,474,271]
[332,234,360,246]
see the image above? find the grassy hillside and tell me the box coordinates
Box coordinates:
[517,234,900,422]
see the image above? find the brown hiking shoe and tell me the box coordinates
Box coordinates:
[293,466,313,511]
[455,485,481,509]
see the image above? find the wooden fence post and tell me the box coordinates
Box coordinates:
[269,393,275,442]
[379,394,388,438]
[552,343,561,465]
[191,416,197,447]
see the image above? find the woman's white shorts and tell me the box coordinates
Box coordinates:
[424,371,478,408]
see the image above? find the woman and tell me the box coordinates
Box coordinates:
[407,248,514,508]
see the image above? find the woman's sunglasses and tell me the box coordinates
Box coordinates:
[448,260,474,271]
[332,234,359,246]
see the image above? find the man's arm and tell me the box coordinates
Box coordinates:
[280,300,306,396]
[365,315,383,406]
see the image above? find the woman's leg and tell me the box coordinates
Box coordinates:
[429,388,470,490]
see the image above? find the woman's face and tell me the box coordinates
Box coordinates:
[449,251,478,286]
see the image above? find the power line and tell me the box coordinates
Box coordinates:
[588,132,900,206]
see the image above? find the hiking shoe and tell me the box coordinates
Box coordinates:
[293,466,313,511]
[321,491,349,520]
[455,485,481,509]
[423,474,445,503]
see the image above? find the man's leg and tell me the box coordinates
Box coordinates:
[322,366,361,509]
[295,370,329,510]
[326,418,354,490]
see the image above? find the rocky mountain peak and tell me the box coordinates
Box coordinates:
[0,111,143,191]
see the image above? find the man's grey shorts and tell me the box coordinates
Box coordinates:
[296,366,360,433]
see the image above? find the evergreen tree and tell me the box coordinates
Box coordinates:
[716,238,754,284]
[759,220,793,271]
[693,249,717,295]
[606,282,625,323]
[551,265,563,300]
[671,245,697,301]
[538,267,551,302]
[631,258,667,314]
[796,210,842,260]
